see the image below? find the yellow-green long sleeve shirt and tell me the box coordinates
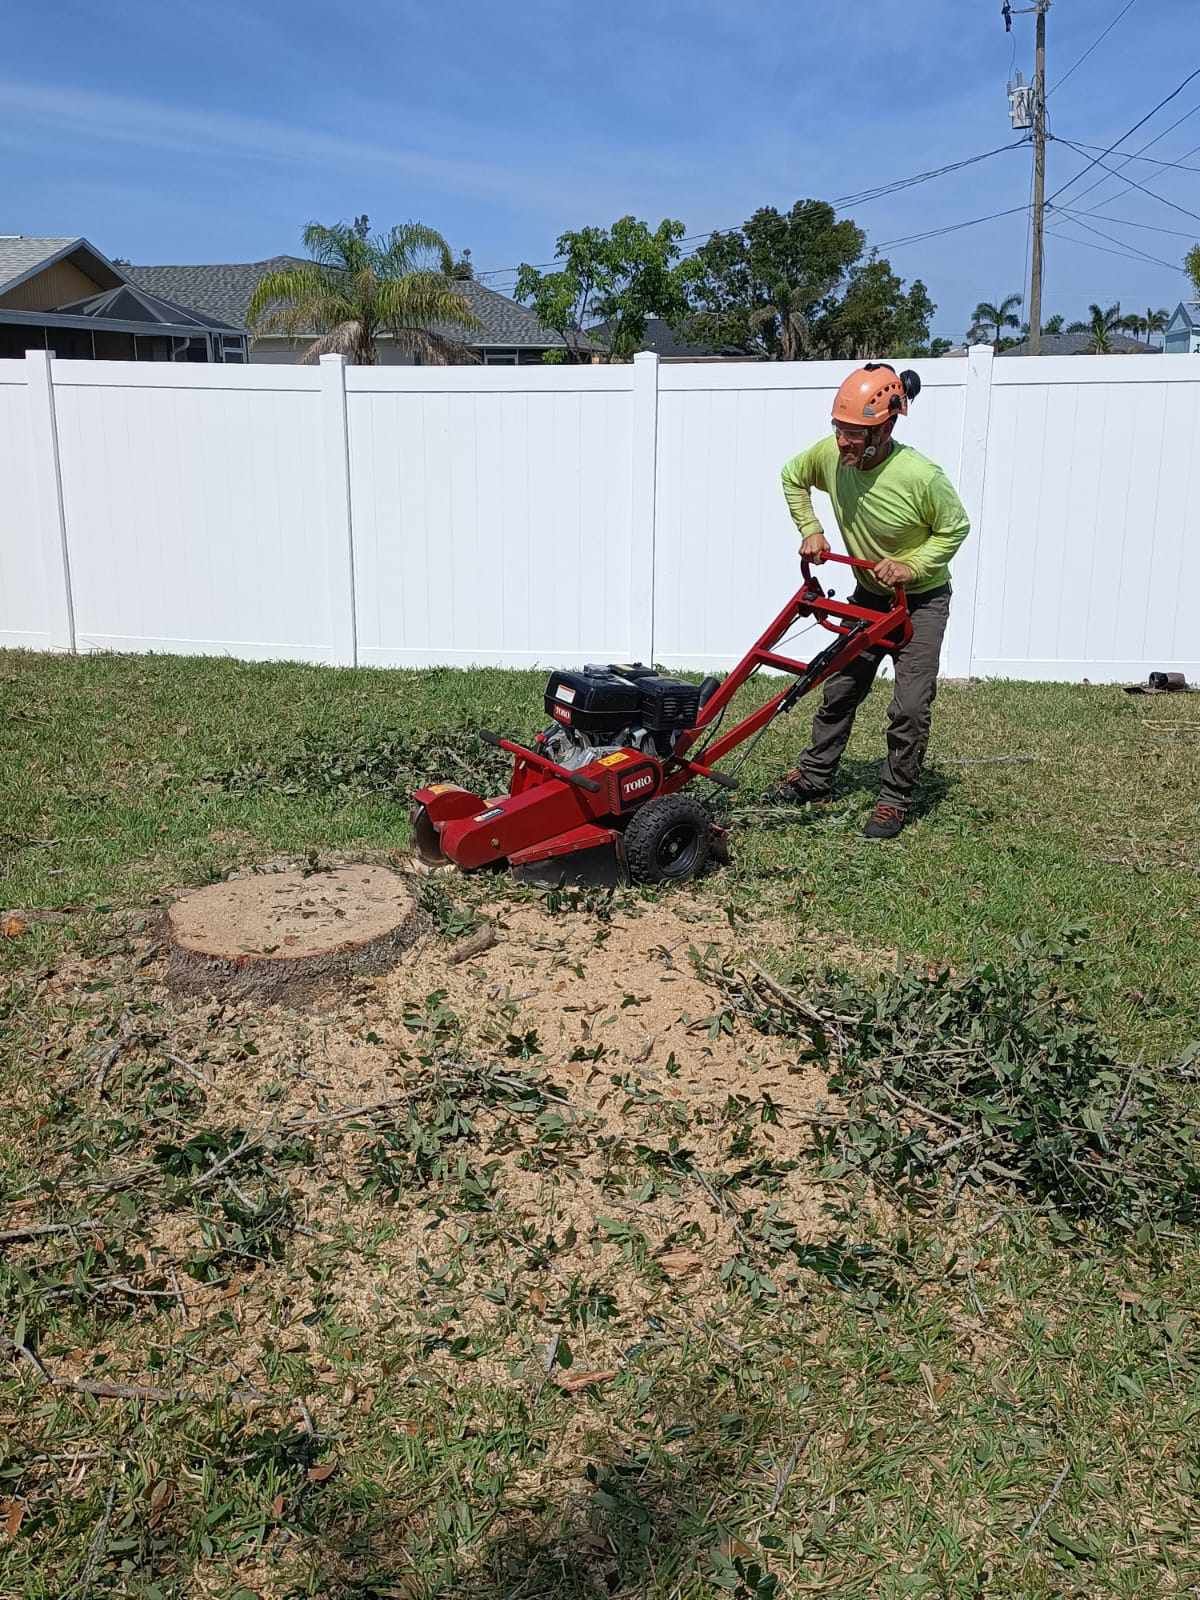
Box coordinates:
[781,435,970,595]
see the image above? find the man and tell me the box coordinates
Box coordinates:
[777,363,970,839]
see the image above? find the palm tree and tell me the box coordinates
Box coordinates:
[1122,313,1148,341]
[750,282,813,361]
[1018,312,1065,339]
[1144,306,1170,346]
[247,219,478,365]
[967,293,1023,346]
[1066,302,1125,354]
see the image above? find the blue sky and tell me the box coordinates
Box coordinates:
[3,0,1197,340]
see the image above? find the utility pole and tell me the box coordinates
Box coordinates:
[1005,1,1050,353]
[1029,1,1049,353]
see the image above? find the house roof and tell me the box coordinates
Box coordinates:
[56,282,243,334]
[999,331,1153,356]
[126,257,580,349]
[0,235,125,297]
[1168,301,1200,330]
[588,316,743,359]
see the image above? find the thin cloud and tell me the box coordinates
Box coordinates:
[0,79,558,209]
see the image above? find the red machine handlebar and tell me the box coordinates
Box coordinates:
[800,549,909,605]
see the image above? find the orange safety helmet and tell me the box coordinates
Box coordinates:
[831,363,919,427]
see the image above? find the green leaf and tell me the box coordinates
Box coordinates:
[1044,1523,1097,1560]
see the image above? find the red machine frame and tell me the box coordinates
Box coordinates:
[411,553,911,882]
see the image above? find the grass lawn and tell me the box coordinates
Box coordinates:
[2,648,1199,1599]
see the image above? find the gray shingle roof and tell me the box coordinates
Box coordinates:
[1169,301,1200,330]
[56,283,243,333]
[0,236,81,293]
[127,257,578,349]
[999,331,1153,356]
[588,316,741,359]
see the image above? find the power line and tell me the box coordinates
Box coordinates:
[1047,212,1185,270]
[1048,0,1140,95]
[1047,225,1185,273]
[1053,205,1197,239]
[472,139,1029,281]
[1046,65,1200,206]
[1054,101,1200,212]
[1077,138,1200,218]
[875,203,1031,251]
[1061,136,1200,176]
[1054,135,1200,223]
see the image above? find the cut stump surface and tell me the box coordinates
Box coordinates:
[166,865,421,1004]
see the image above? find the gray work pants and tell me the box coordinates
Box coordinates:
[796,584,951,808]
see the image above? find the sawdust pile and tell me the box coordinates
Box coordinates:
[10,881,857,1395]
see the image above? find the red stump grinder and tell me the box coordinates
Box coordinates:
[411,553,911,887]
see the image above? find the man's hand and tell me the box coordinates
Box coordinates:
[801,531,830,564]
[874,558,915,588]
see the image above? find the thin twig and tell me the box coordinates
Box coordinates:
[767,1436,809,1514]
[926,1130,981,1162]
[943,755,1042,766]
[163,1052,213,1088]
[744,958,854,1029]
[281,1097,413,1132]
[8,1338,54,1384]
[876,1083,965,1132]
[691,1167,756,1254]
[532,1334,561,1404]
[5,1334,276,1407]
[94,1044,120,1100]
[0,1220,105,1244]
[1113,1065,1139,1123]
[1024,1459,1070,1542]
[101,1279,180,1302]
[71,1479,117,1598]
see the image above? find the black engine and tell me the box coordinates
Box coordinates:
[541,662,703,769]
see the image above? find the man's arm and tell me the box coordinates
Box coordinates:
[900,466,970,582]
[780,442,831,539]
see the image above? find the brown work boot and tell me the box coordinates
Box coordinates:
[767,769,833,805]
[863,802,908,839]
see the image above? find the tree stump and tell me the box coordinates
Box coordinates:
[166,865,421,1004]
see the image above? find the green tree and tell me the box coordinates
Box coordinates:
[1186,244,1200,298]
[1144,306,1170,344]
[1066,302,1126,353]
[677,200,865,360]
[820,257,936,358]
[967,293,1023,347]
[514,217,686,362]
[246,218,477,365]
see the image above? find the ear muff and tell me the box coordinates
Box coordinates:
[900,369,922,402]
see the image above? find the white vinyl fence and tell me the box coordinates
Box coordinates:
[2,345,1197,682]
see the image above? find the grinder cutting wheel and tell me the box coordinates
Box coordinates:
[411,361,971,884]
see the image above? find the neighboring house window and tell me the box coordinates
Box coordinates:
[208,334,247,363]
[482,350,518,365]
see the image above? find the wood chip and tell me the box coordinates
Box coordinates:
[555,1369,617,1395]
[657,1248,705,1277]
[448,925,498,964]
[1,915,27,939]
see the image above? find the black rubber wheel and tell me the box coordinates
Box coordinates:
[624,795,711,885]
